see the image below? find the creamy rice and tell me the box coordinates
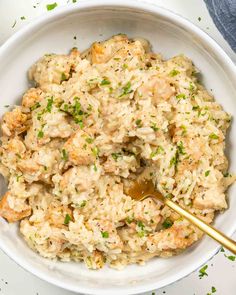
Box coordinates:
[0,35,234,269]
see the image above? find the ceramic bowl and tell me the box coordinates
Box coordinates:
[0,1,235,294]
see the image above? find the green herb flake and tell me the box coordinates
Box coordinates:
[199,264,208,278]
[189,82,195,92]
[85,137,94,144]
[220,247,225,252]
[162,218,173,229]
[72,0,77,2]
[177,141,186,155]
[93,164,97,172]
[4,105,10,108]
[180,125,187,136]
[20,16,26,20]
[150,122,159,131]
[209,133,219,140]
[211,286,217,293]
[46,2,58,11]
[37,130,44,138]
[176,93,186,100]
[126,215,134,224]
[226,255,235,261]
[169,69,180,77]
[101,231,109,238]
[64,214,71,225]
[205,170,210,177]
[170,151,179,168]
[80,200,87,208]
[135,119,143,128]
[192,105,200,111]
[119,81,133,97]
[92,147,99,158]
[46,97,54,113]
[111,153,122,161]
[137,220,145,230]
[123,63,128,69]
[12,20,17,28]
[30,102,41,111]
[61,72,67,82]
[150,146,164,158]
[100,79,111,86]
[61,149,68,161]
[198,17,202,21]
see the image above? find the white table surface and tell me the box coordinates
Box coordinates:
[0,1,235,295]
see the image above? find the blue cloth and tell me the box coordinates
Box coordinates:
[204,0,236,52]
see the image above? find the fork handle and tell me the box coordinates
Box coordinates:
[163,197,236,255]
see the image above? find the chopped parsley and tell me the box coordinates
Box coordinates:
[198,17,202,21]
[61,72,67,82]
[162,218,173,229]
[30,102,41,111]
[85,137,94,144]
[169,69,180,77]
[137,220,146,237]
[126,215,134,224]
[119,81,133,97]
[205,170,210,177]
[170,151,179,168]
[209,133,219,140]
[180,125,187,136]
[80,200,87,208]
[92,147,99,158]
[20,16,26,20]
[4,105,10,108]
[135,119,143,128]
[189,82,195,92]
[225,254,235,261]
[211,286,217,293]
[150,146,164,158]
[150,122,159,131]
[72,0,77,2]
[100,78,111,86]
[177,141,185,155]
[123,63,128,69]
[61,149,68,161]
[64,214,71,225]
[101,231,109,238]
[46,2,58,11]
[37,130,44,138]
[12,20,17,28]
[62,98,84,127]
[46,97,54,112]
[176,93,186,100]
[198,264,208,278]
[137,220,145,230]
[111,152,122,161]
[93,164,97,172]
[192,105,200,111]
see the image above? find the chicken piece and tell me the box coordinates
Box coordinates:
[1,108,28,136]
[0,192,31,223]
[22,87,45,108]
[146,220,198,252]
[29,53,78,86]
[136,76,175,104]
[46,202,73,229]
[82,34,129,64]
[63,130,96,166]
[193,187,227,210]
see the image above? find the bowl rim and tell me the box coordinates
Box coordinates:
[0,1,235,294]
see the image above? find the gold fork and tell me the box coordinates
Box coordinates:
[128,179,236,255]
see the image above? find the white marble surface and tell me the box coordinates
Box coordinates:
[0,1,235,295]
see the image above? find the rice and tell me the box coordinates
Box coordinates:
[0,34,234,270]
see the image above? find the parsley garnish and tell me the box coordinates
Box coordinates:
[101,231,109,238]
[177,141,185,155]
[162,218,173,229]
[111,153,122,161]
[61,72,67,82]
[30,102,41,111]
[205,170,210,177]
[135,119,143,127]
[64,214,71,225]
[199,265,208,278]
[85,137,94,144]
[61,149,68,161]
[150,146,164,158]
[92,147,99,158]
[150,122,159,131]
[225,254,235,261]
[46,2,58,11]
[119,81,133,97]
[46,97,54,113]
[169,69,180,77]
[80,200,87,207]
[176,93,186,100]
[37,130,44,138]
[209,133,219,140]
[170,151,179,168]
[100,79,111,86]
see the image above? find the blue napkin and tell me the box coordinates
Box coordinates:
[204,0,236,52]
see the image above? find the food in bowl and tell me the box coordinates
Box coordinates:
[0,35,234,270]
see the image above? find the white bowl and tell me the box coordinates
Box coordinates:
[0,1,235,294]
